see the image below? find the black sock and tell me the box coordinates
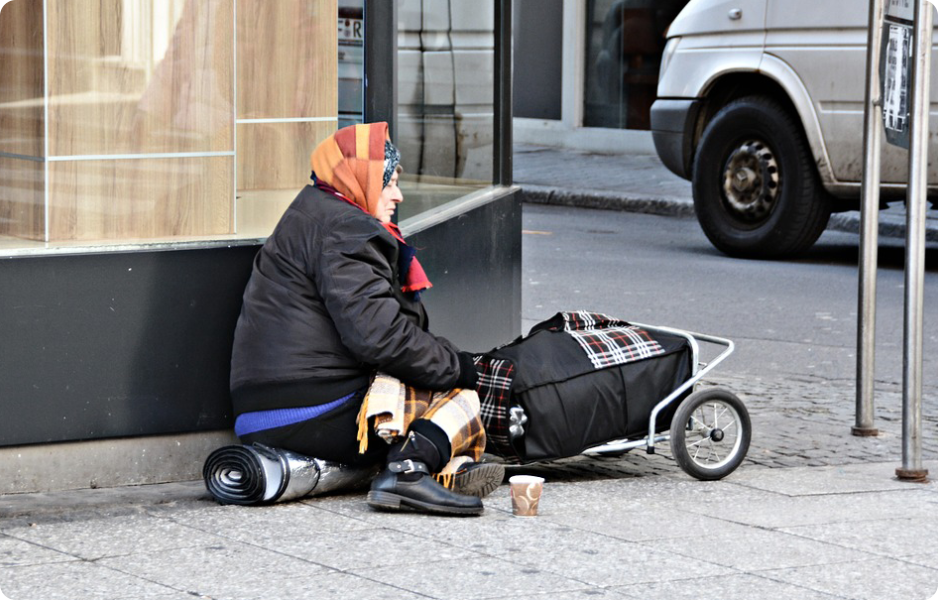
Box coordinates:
[387,425,449,482]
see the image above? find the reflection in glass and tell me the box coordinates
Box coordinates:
[0,0,340,250]
[48,0,234,157]
[396,0,493,221]
[338,0,364,128]
[235,0,338,238]
[584,0,687,129]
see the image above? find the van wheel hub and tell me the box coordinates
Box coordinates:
[721,140,779,224]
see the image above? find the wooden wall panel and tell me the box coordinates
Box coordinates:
[0,0,44,158]
[236,121,334,237]
[0,158,44,240]
[48,157,232,241]
[46,0,234,157]
[237,0,337,119]
[237,121,334,191]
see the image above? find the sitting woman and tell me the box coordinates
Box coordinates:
[228,122,502,515]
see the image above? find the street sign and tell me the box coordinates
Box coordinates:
[881,0,914,148]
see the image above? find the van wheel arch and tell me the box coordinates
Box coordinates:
[691,75,803,162]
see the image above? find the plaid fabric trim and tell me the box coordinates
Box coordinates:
[359,373,487,473]
[473,356,520,462]
[561,311,666,369]
[559,311,630,331]
[419,387,486,464]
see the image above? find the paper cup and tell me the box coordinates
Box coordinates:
[509,475,544,517]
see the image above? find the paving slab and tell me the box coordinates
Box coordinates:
[900,552,938,571]
[0,481,207,521]
[477,528,736,588]
[644,521,873,573]
[727,462,936,496]
[490,590,639,600]
[544,504,742,543]
[2,561,182,600]
[762,557,938,600]
[781,516,938,558]
[0,534,77,568]
[617,573,846,600]
[347,555,594,600]
[97,543,333,600]
[671,487,937,529]
[163,499,374,538]
[3,512,227,561]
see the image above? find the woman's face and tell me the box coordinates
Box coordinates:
[376,169,403,223]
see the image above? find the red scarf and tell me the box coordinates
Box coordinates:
[314,179,432,294]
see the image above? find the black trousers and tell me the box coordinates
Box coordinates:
[239,391,387,467]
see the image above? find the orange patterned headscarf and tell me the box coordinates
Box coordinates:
[310,122,390,218]
[310,123,432,295]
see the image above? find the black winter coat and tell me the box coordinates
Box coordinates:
[229,185,469,416]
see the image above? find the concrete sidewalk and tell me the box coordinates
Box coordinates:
[513,144,938,242]
[0,460,936,600]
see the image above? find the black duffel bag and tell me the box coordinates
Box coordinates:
[475,312,693,463]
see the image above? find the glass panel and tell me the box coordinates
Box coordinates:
[0,0,341,253]
[0,0,44,158]
[237,1,336,119]
[337,0,364,127]
[584,0,688,129]
[236,120,335,237]
[235,0,338,238]
[48,157,233,241]
[0,0,45,244]
[47,0,234,156]
[396,0,493,221]
[0,157,43,243]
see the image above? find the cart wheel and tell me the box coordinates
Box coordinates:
[670,388,751,480]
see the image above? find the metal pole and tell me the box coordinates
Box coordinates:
[855,0,886,437]
[494,0,513,186]
[364,0,398,139]
[897,0,932,482]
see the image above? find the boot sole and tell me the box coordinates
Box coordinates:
[452,463,505,498]
[367,491,483,516]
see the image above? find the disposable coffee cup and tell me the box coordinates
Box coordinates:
[509,475,544,517]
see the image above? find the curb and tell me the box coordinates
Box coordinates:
[519,184,938,242]
[519,185,695,218]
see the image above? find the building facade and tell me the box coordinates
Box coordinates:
[513,0,690,153]
[0,0,519,493]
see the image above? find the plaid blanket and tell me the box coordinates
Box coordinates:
[356,373,486,483]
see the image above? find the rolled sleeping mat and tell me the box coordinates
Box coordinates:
[203,443,376,505]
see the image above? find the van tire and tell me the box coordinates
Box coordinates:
[692,96,831,258]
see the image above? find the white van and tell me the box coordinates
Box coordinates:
[650,0,935,258]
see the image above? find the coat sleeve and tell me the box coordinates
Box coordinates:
[313,216,463,390]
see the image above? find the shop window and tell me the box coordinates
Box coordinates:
[0,0,338,253]
[0,0,500,253]
[584,0,688,130]
[395,0,494,221]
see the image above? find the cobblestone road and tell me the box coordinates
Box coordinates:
[504,373,938,483]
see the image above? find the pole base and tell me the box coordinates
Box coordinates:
[851,426,879,437]
[895,467,929,482]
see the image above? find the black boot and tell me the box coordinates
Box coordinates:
[367,430,483,516]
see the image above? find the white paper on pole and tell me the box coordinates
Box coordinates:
[883,24,912,134]
[885,0,915,21]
